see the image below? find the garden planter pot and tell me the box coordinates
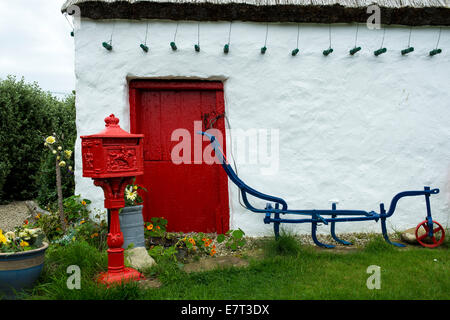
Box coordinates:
[119,205,145,249]
[0,242,48,299]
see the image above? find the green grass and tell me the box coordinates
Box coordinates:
[18,236,450,300]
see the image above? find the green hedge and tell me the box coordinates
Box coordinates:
[0,76,76,205]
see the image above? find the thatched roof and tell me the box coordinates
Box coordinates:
[61,0,450,25]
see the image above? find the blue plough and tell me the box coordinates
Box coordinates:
[199,131,444,248]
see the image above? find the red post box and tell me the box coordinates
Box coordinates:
[81,114,144,285]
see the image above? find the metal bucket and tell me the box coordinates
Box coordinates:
[119,205,145,249]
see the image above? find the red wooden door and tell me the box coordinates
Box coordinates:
[129,80,229,233]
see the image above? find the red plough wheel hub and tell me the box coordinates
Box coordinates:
[415,220,445,248]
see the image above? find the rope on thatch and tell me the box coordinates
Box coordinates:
[62,0,449,10]
[61,0,450,26]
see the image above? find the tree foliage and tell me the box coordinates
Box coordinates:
[0,76,76,204]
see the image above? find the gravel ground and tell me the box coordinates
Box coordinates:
[0,201,31,232]
[170,231,403,258]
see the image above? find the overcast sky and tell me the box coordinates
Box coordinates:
[0,0,75,97]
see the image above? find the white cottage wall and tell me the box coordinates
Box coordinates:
[74,19,450,236]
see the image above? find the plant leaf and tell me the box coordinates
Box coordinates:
[217,234,225,243]
[232,229,244,239]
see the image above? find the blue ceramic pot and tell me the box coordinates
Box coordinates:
[0,242,48,299]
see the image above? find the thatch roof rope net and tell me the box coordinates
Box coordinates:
[61,0,450,26]
[62,0,448,10]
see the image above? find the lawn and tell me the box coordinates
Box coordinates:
[18,234,450,300]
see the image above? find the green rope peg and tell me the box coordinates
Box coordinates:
[349,46,361,55]
[401,47,414,55]
[140,44,149,52]
[194,44,200,52]
[70,31,74,37]
[291,48,299,56]
[429,48,442,56]
[260,46,267,54]
[374,48,387,56]
[323,48,333,56]
[223,44,229,54]
[102,42,112,51]
[170,42,177,51]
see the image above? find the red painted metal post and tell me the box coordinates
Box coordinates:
[94,177,143,284]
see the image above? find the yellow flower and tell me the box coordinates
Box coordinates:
[80,220,85,224]
[57,146,62,151]
[133,185,138,190]
[64,150,73,158]
[0,233,7,245]
[81,200,86,206]
[59,161,66,167]
[20,240,29,247]
[45,136,56,144]
[147,224,153,230]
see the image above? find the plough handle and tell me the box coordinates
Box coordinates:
[385,187,439,218]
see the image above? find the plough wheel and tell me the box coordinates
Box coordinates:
[415,220,445,248]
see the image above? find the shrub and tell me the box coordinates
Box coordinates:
[0,76,76,203]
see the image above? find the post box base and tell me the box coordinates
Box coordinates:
[97,267,144,286]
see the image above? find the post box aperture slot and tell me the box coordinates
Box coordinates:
[102,138,139,146]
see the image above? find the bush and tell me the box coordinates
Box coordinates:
[0,75,76,204]
[32,195,108,251]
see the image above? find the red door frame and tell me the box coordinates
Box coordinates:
[128,79,230,233]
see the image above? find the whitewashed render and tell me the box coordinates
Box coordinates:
[73,19,450,236]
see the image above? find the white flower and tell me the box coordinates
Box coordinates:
[125,187,137,201]
[27,228,41,236]
[5,231,15,240]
